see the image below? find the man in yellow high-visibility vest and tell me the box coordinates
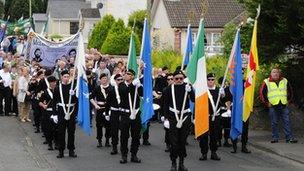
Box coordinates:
[259,67,297,143]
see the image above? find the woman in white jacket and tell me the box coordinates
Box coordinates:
[17,67,31,122]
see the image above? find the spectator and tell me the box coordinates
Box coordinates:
[17,67,31,122]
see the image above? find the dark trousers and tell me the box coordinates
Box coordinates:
[0,87,11,115]
[220,117,231,141]
[120,113,142,156]
[57,117,76,151]
[199,116,221,154]
[164,127,170,145]
[96,111,111,141]
[110,111,120,146]
[32,100,41,130]
[142,122,150,142]
[168,117,191,160]
[232,119,250,145]
[44,111,58,146]
[11,90,18,116]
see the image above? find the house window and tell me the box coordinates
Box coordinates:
[70,22,79,34]
[211,33,221,46]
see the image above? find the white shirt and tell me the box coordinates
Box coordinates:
[0,70,12,87]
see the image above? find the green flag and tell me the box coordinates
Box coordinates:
[127,32,138,76]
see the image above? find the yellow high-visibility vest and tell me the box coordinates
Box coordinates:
[264,78,288,105]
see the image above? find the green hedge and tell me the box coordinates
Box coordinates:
[151,50,182,72]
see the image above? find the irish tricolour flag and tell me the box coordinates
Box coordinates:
[186,19,209,138]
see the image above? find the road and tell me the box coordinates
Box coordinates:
[0,116,303,171]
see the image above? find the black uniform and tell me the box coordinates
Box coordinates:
[106,85,121,153]
[91,85,111,144]
[38,78,50,136]
[162,83,195,162]
[52,83,78,152]
[28,80,41,132]
[219,86,232,146]
[198,87,223,159]
[39,88,57,149]
[118,82,143,161]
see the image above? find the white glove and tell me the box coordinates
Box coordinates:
[132,78,142,87]
[164,120,170,129]
[50,115,58,124]
[92,68,96,73]
[161,116,165,122]
[129,114,136,120]
[185,84,191,92]
[219,87,225,96]
[105,115,110,121]
[222,109,231,117]
[69,90,75,96]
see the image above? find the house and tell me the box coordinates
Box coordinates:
[79,8,101,44]
[32,13,47,34]
[46,0,91,38]
[151,0,246,56]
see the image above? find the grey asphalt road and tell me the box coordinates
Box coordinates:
[0,116,303,171]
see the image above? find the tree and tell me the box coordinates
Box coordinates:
[0,1,4,19]
[101,19,140,55]
[128,10,147,42]
[88,15,115,51]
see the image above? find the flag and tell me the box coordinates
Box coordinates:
[229,29,243,140]
[243,20,259,122]
[186,19,209,138]
[182,24,193,69]
[75,32,91,135]
[140,18,154,128]
[127,31,138,76]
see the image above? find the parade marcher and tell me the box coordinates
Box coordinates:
[161,73,174,152]
[106,74,124,155]
[39,76,58,150]
[118,69,143,164]
[52,70,78,158]
[259,67,297,143]
[0,63,12,116]
[162,70,195,171]
[198,73,224,161]
[90,73,112,148]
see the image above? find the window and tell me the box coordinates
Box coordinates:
[70,22,79,34]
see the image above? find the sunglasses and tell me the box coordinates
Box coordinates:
[116,78,123,81]
[208,79,215,81]
[174,77,184,81]
[167,78,173,81]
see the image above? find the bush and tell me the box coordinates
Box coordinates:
[151,50,182,72]
[206,55,229,79]
[101,19,140,55]
[88,15,115,51]
[50,34,63,40]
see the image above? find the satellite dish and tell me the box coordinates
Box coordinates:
[97,3,103,9]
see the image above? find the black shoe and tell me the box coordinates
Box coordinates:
[231,141,237,153]
[120,155,127,164]
[199,154,207,161]
[43,141,48,145]
[178,157,188,171]
[110,146,118,155]
[97,140,102,148]
[69,150,77,158]
[42,134,45,138]
[223,141,232,147]
[241,145,251,153]
[165,144,170,152]
[35,130,40,133]
[54,146,59,150]
[48,145,54,151]
[286,139,298,143]
[170,162,177,171]
[185,141,189,146]
[57,150,64,158]
[271,139,279,143]
[105,139,111,147]
[211,152,221,161]
[131,154,141,163]
[143,141,151,146]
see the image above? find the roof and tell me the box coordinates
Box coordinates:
[33,13,47,21]
[80,8,101,18]
[160,0,245,28]
[47,0,91,19]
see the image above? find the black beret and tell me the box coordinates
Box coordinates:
[60,70,69,76]
[162,66,168,70]
[207,73,215,78]
[37,70,44,76]
[126,69,135,76]
[114,74,123,80]
[47,76,57,83]
[173,70,185,77]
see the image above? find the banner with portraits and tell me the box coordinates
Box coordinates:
[27,32,79,68]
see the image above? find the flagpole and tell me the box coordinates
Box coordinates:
[29,0,32,18]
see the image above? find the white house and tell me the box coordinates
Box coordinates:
[151,0,246,56]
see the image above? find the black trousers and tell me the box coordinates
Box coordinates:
[119,113,142,156]
[220,117,231,141]
[142,122,150,142]
[168,117,191,160]
[96,111,111,141]
[0,87,11,115]
[110,110,120,146]
[44,110,58,146]
[199,116,221,154]
[57,116,76,151]
[232,119,250,145]
[11,89,18,116]
[164,127,170,145]
[32,99,41,130]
